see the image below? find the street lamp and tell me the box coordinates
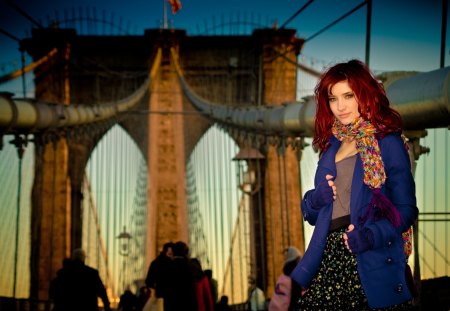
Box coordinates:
[117,226,132,293]
[117,226,132,257]
[233,146,266,295]
[233,146,265,195]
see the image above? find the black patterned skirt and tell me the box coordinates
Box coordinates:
[296,228,413,311]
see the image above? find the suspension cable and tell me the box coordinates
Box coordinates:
[305,1,367,42]
[0,48,58,84]
[5,0,44,29]
[83,174,115,295]
[0,28,21,42]
[279,0,315,29]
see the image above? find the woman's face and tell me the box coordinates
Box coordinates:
[328,80,360,125]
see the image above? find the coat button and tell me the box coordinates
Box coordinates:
[396,284,403,293]
[386,257,393,264]
[387,241,392,247]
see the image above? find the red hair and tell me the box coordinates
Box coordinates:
[312,59,402,153]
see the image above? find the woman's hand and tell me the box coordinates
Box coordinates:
[343,224,355,251]
[310,174,337,209]
[344,224,374,254]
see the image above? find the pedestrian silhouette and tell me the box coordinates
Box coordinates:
[163,241,197,311]
[49,249,111,311]
[216,295,232,311]
[248,277,266,311]
[49,258,72,311]
[145,242,174,300]
[118,286,138,311]
[191,258,214,311]
[204,269,218,304]
[136,286,151,311]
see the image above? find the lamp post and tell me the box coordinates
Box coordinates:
[117,226,132,293]
[233,146,265,195]
[233,146,266,295]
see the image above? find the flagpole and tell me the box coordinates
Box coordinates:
[163,0,168,29]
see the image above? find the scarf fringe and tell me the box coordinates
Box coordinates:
[368,189,401,227]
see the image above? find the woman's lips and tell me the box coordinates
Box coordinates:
[339,113,351,118]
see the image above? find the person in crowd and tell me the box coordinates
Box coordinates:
[248,277,266,311]
[204,269,218,305]
[49,258,72,311]
[49,249,111,311]
[215,295,232,311]
[164,241,197,311]
[136,286,151,311]
[118,286,138,311]
[291,59,418,310]
[145,241,174,301]
[268,246,303,311]
[191,258,215,311]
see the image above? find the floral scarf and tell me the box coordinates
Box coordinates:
[332,117,401,227]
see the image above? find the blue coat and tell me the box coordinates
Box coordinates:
[291,133,418,308]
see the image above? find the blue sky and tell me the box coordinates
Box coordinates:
[0,0,447,81]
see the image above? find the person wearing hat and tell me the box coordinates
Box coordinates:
[268,246,303,311]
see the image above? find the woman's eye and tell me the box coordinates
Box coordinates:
[345,93,354,99]
[328,97,336,102]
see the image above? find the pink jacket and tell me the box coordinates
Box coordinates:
[268,274,291,311]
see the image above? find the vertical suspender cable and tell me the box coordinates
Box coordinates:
[418,137,425,283]
[105,130,112,289]
[276,148,286,247]
[98,133,104,269]
[1,141,19,295]
[115,127,120,293]
[265,141,277,294]
[224,131,233,301]
[207,132,214,268]
[98,136,103,269]
[199,135,206,263]
[87,171,92,264]
[281,140,291,246]
[446,131,449,275]
[12,139,24,298]
[217,127,226,284]
[120,127,125,291]
[295,139,304,248]
[255,143,266,290]
[203,132,213,271]
[96,133,103,267]
[235,151,244,303]
[119,128,124,289]
[211,130,220,278]
[48,140,57,284]
[115,127,122,291]
[434,131,437,272]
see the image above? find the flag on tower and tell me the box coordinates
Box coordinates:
[167,0,182,14]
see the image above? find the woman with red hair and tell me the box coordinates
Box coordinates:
[290,60,418,310]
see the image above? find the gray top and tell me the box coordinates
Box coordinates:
[332,154,357,220]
